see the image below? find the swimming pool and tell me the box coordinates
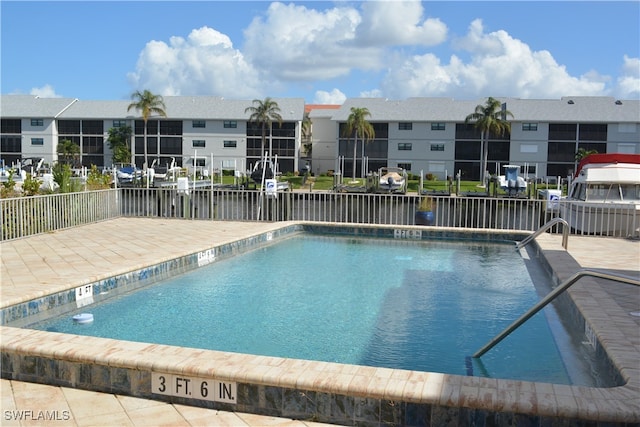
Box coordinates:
[30,234,597,385]
[3,219,637,426]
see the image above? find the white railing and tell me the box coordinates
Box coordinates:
[2,188,638,241]
[1,190,119,240]
[118,188,560,231]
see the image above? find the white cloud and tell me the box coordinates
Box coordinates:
[359,89,383,98]
[380,19,608,99]
[242,1,447,83]
[30,84,61,98]
[125,5,636,102]
[243,2,380,81]
[616,55,640,99]
[357,0,447,46]
[127,26,262,98]
[313,89,346,104]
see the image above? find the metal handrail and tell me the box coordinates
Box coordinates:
[515,217,569,250]
[473,268,640,358]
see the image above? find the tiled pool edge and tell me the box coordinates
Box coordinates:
[1,223,303,326]
[2,222,639,425]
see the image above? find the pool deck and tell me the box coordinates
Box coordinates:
[1,218,639,426]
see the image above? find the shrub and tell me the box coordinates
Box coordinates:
[0,170,19,198]
[417,196,434,211]
[53,163,73,193]
[22,174,42,196]
[86,165,112,190]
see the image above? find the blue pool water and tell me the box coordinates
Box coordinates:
[33,235,584,384]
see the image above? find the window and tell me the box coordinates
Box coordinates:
[273,122,296,137]
[160,121,183,135]
[398,122,412,130]
[522,123,538,131]
[31,138,44,146]
[398,143,412,151]
[618,143,636,154]
[221,160,236,168]
[82,120,103,135]
[579,124,607,141]
[192,140,205,148]
[1,119,21,134]
[520,144,538,153]
[455,123,480,139]
[397,162,411,171]
[547,141,575,162]
[1,135,21,152]
[160,137,182,155]
[113,120,127,128]
[31,119,44,127]
[194,158,206,167]
[192,120,206,128]
[223,140,237,148]
[548,123,576,140]
[618,123,636,133]
[135,120,157,135]
[430,143,445,151]
[82,136,104,154]
[431,123,446,131]
[577,142,606,154]
[428,161,445,173]
[58,120,80,134]
[224,120,237,128]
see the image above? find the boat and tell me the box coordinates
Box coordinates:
[370,167,407,193]
[560,153,640,236]
[150,157,181,180]
[250,160,274,184]
[498,165,527,196]
[115,165,143,185]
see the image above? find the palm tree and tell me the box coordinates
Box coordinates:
[57,139,80,166]
[343,107,375,181]
[575,147,598,162]
[301,112,312,157]
[107,125,133,165]
[245,97,283,158]
[127,90,167,170]
[465,97,513,185]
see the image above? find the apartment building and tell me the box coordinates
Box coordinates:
[0,95,305,175]
[324,97,640,180]
[2,95,638,180]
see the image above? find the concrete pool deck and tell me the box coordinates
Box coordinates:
[1,218,639,426]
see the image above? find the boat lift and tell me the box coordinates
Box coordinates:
[255,151,290,221]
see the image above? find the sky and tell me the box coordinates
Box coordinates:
[2,1,639,104]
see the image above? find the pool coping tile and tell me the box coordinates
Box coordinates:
[1,219,639,425]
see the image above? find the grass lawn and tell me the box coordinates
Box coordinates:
[211,174,564,196]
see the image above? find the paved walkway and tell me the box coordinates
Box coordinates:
[1,220,336,426]
[1,219,638,426]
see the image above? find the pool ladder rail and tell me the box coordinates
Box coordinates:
[516,217,569,251]
[473,268,640,358]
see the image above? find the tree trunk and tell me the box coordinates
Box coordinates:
[480,130,487,185]
[352,132,358,181]
[143,120,148,171]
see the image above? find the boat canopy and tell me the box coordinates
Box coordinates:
[577,164,640,184]
[575,153,640,177]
